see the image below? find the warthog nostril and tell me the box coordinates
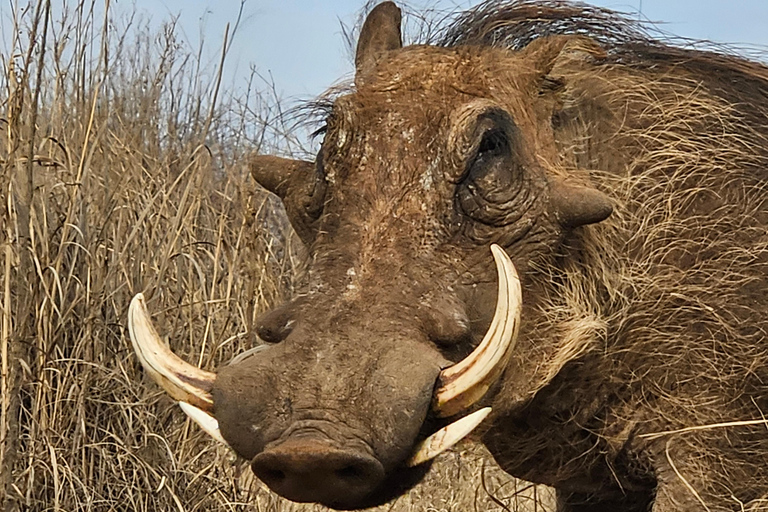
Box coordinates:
[261,468,286,484]
[251,438,385,507]
[335,464,365,480]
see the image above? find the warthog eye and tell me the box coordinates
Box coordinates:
[475,128,509,163]
[255,301,300,344]
[456,120,529,228]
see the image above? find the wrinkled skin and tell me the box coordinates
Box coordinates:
[144,2,768,511]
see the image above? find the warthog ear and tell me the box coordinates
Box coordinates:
[355,1,403,79]
[250,154,326,244]
[549,179,613,229]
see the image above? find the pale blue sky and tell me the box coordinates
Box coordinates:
[4,1,765,101]
[131,0,767,102]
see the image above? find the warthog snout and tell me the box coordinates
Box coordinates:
[251,437,385,507]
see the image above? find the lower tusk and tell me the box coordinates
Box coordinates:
[179,401,227,445]
[128,293,216,412]
[406,407,492,467]
[432,245,522,418]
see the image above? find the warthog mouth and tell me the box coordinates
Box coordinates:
[127,244,521,506]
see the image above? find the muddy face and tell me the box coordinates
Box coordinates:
[224,42,605,511]
[127,2,613,509]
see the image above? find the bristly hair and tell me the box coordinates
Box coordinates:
[289,0,766,142]
[283,81,355,147]
[427,0,768,126]
[434,0,654,52]
[433,0,768,67]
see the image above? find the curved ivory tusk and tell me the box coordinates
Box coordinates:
[179,401,227,445]
[128,293,216,412]
[432,245,521,418]
[407,407,492,466]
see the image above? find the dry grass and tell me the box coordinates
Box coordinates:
[0,1,551,510]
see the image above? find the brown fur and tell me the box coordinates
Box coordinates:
[444,3,768,510]
[229,2,768,510]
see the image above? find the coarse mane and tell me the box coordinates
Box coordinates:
[432,0,768,123]
[437,0,767,70]
[307,1,767,133]
[437,0,655,50]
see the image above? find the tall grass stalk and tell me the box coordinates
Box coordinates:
[0,0,296,509]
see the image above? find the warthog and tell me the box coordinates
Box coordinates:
[128,1,768,510]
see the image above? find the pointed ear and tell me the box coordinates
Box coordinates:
[355,2,402,79]
[549,179,613,229]
[250,155,312,198]
[249,155,326,244]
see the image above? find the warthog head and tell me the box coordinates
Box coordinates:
[128,2,612,508]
